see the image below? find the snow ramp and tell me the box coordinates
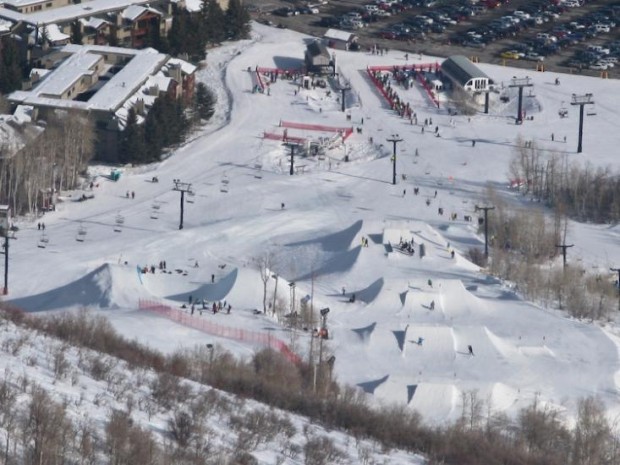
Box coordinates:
[432,279,489,320]
[165,268,238,303]
[7,263,146,312]
[286,220,363,252]
[403,325,456,368]
[408,383,459,422]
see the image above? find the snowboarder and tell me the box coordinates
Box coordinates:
[451,250,455,259]
[468,345,474,356]
[281,202,285,210]
[551,133,554,142]
[194,260,199,268]
[37,223,41,230]
[472,139,476,147]
[227,304,231,314]
[211,274,215,283]
[430,300,435,310]
[417,337,424,346]
[403,189,406,197]
[131,191,135,199]
[428,279,433,287]
[42,223,45,231]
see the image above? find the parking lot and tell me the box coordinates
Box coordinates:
[250,0,620,79]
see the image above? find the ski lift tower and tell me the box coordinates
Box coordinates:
[282,141,301,176]
[570,93,594,153]
[0,205,10,294]
[337,82,351,113]
[509,76,533,124]
[173,179,193,230]
[387,134,403,185]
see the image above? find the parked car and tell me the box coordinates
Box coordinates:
[500,50,521,59]
[525,52,545,61]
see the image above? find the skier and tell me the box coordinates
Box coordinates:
[468,345,474,356]
[417,337,424,346]
[430,300,435,310]
[428,279,433,287]
[211,274,215,283]
[131,191,135,199]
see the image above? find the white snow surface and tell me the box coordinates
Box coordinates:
[6,22,620,429]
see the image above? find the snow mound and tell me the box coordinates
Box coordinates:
[8,263,145,311]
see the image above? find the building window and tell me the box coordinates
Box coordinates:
[46,2,52,7]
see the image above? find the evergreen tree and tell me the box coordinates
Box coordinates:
[107,24,119,47]
[225,0,251,40]
[144,17,169,53]
[70,20,83,45]
[167,10,186,56]
[200,0,226,46]
[119,109,147,164]
[194,82,216,121]
[0,38,23,93]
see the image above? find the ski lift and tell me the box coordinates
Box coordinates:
[220,174,229,193]
[114,214,124,232]
[186,191,195,204]
[558,101,568,118]
[254,163,263,179]
[37,232,49,249]
[586,103,597,116]
[76,224,87,242]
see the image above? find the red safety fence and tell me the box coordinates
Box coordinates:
[367,68,394,108]
[263,131,307,144]
[367,63,440,73]
[280,121,353,139]
[255,66,265,91]
[138,299,302,364]
[416,73,440,109]
[256,67,304,76]
[367,63,441,110]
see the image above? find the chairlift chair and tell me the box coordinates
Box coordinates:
[586,103,597,116]
[37,232,49,248]
[186,191,195,204]
[558,101,568,118]
[76,224,87,242]
[114,214,124,232]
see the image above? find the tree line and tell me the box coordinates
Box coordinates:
[469,183,617,322]
[0,111,94,216]
[118,83,215,164]
[509,137,620,223]
[167,0,251,60]
[0,307,615,465]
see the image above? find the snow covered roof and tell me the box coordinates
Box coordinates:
[0,17,13,32]
[166,57,197,76]
[0,0,151,26]
[121,4,161,21]
[44,23,70,44]
[324,29,355,42]
[0,111,44,158]
[79,17,109,30]
[8,45,168,113]
[169,0,202,13]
